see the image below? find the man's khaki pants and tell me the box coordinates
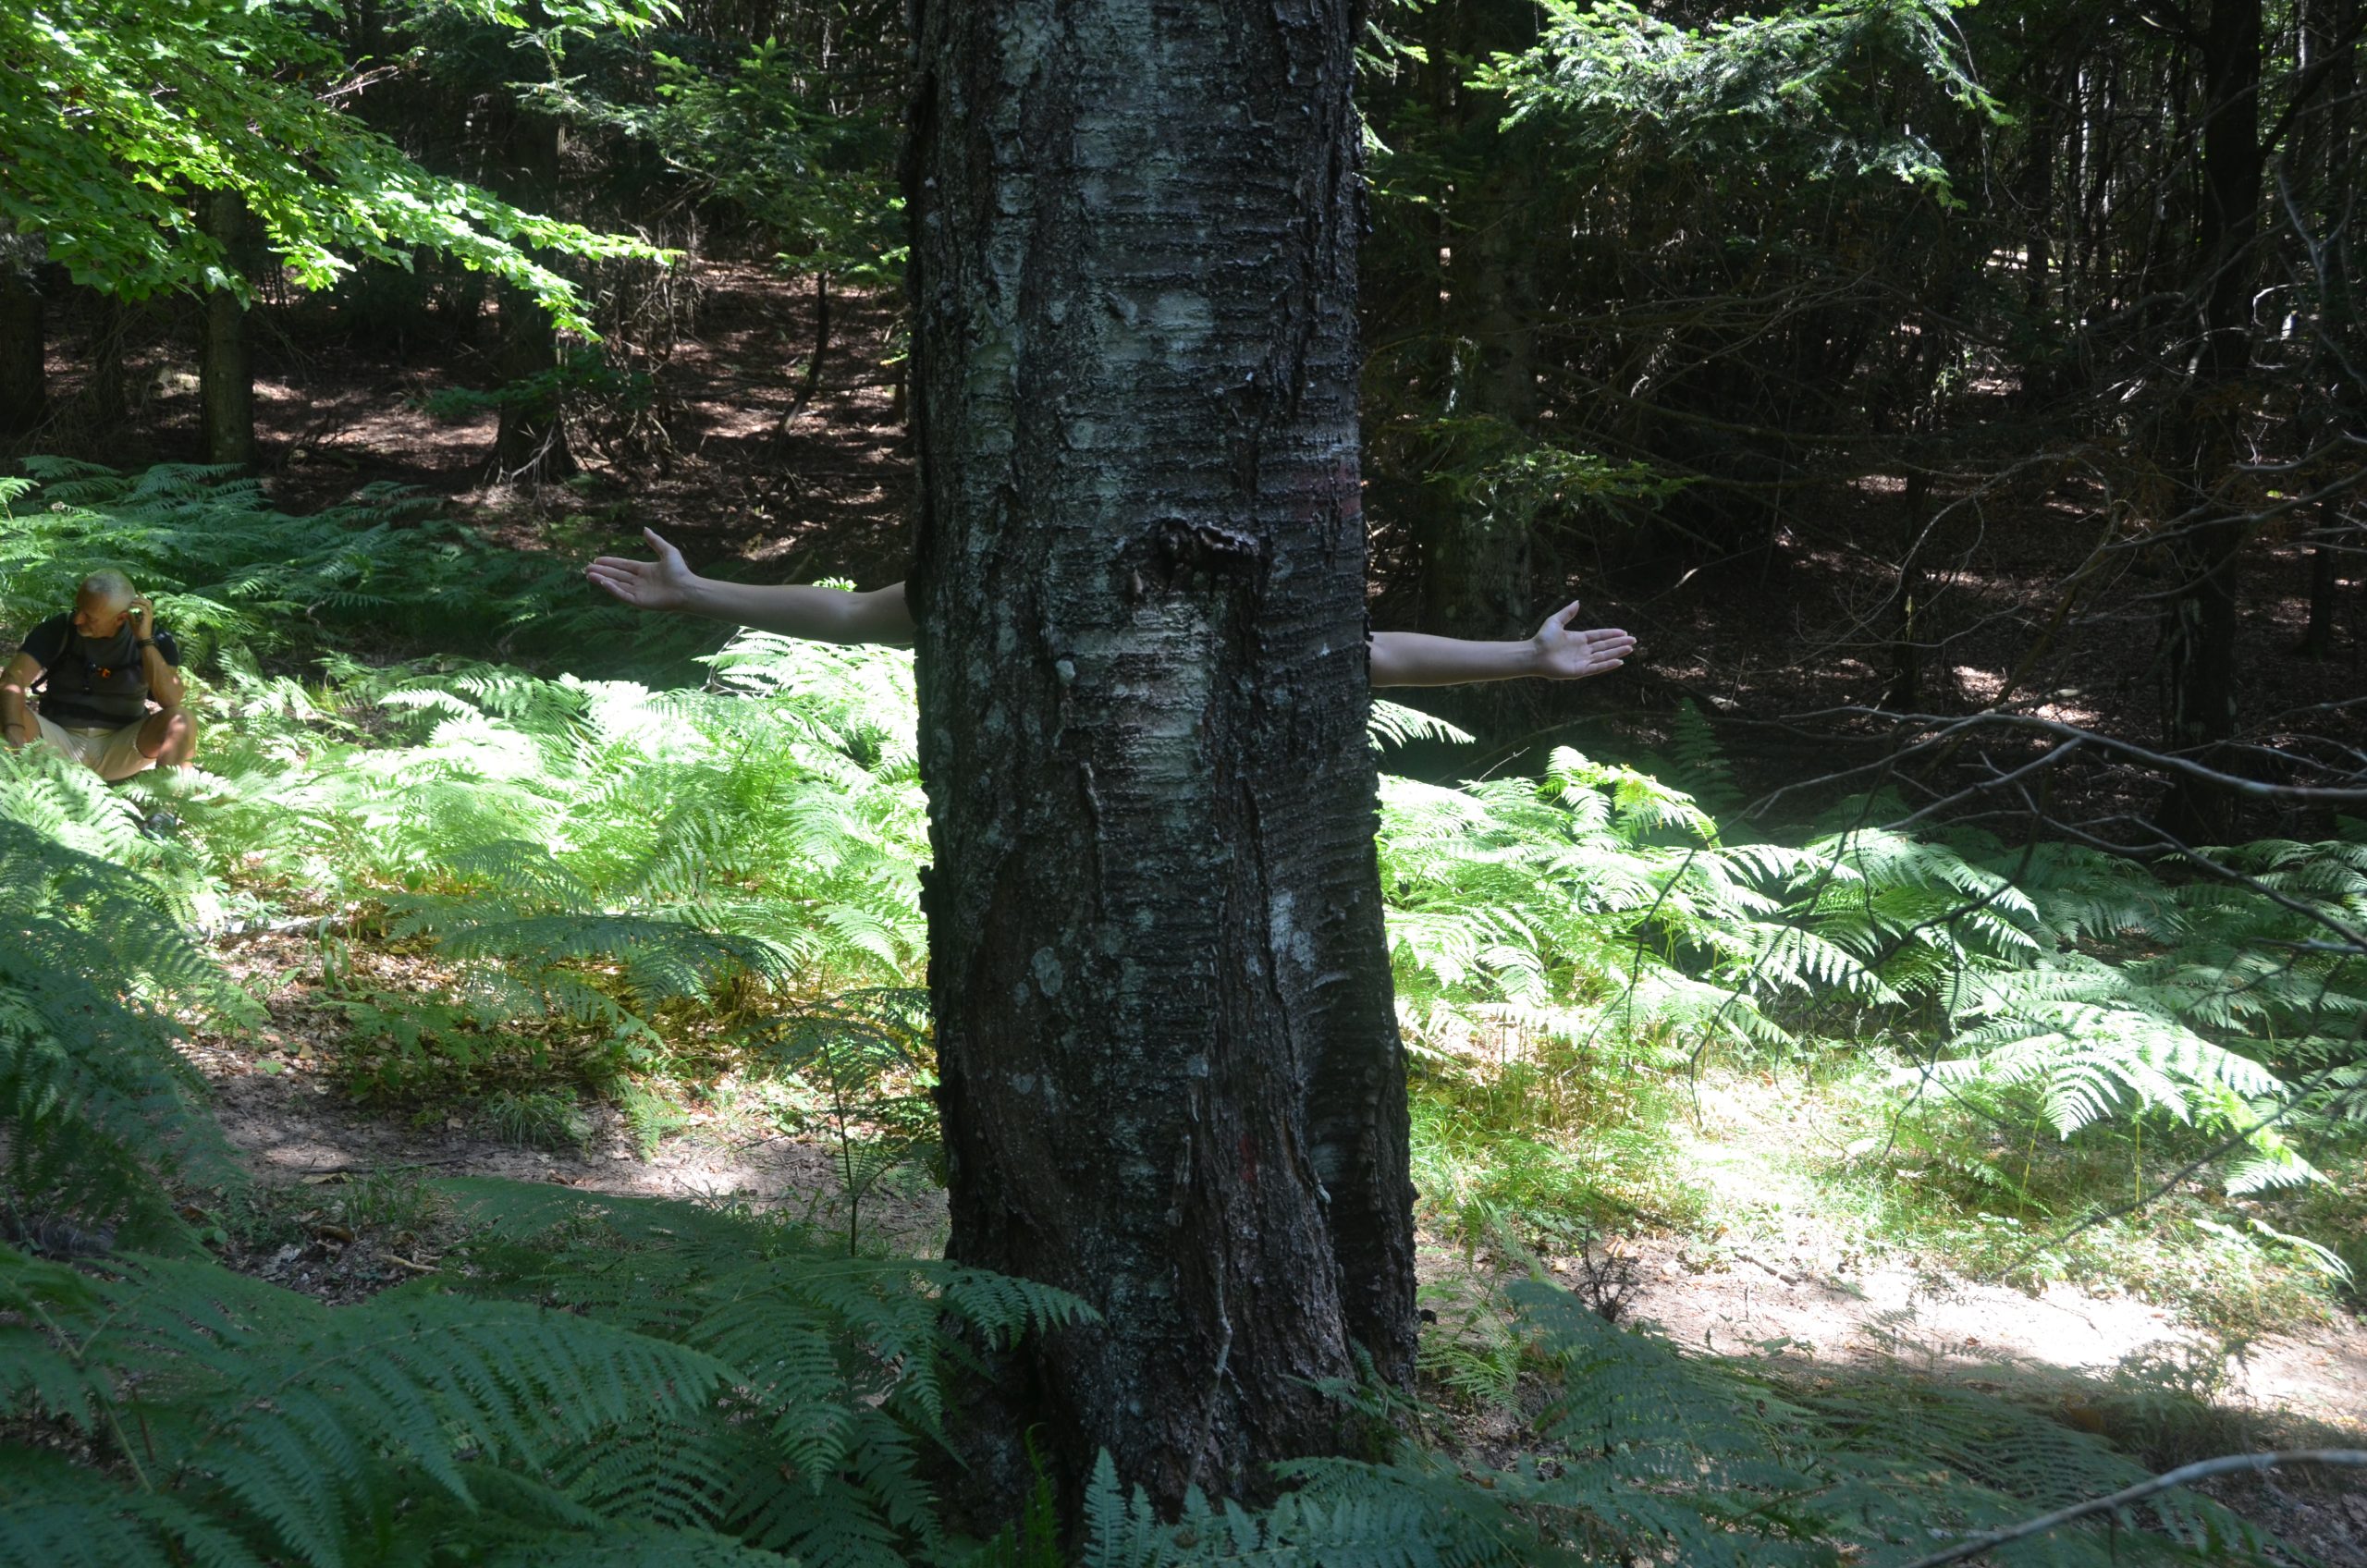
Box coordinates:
[31,713,156,781]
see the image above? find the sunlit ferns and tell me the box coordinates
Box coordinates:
[1372,740,2363,1180]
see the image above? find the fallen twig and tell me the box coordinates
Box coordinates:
[1888,1449,2367,1568]
[289,1155,474,1177]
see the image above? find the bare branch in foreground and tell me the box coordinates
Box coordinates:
[1888,1450,2367,1568]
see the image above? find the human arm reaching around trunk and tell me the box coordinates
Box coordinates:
[590,533,1635,684]
[1367,602,1635,687]
[586,529,916,643]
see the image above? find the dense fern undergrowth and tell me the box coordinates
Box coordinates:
[2,463,2361,1565]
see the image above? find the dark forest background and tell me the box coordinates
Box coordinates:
[6,0,2361,842]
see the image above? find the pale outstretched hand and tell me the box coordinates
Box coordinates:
[585,528,698,612]
[1530,601,1637,680]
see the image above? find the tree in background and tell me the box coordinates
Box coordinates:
[907,0,1411,1513]
[1344,0,2366,839]
[1355,0,1995,743]
[635,23,905,428]
[0,0,667,464]
[0,225,42,434]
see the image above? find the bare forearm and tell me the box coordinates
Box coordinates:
[0,687,31,744]
[680,578,915,644]
[140,645,183,707]
[1368,631,1544,688]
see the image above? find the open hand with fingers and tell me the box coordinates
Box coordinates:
[1367,598,1638,687]
[583,531,916,643]
[1530,601,1636,680]
[586,528,699,612]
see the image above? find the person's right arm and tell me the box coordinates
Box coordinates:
[1,652,43,747]
[586,529,914,644]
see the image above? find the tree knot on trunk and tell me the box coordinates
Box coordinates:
[1147,516,1269,593]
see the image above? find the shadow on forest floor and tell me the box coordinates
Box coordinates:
[182,945,2367,1564]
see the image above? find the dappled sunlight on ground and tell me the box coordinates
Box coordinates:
[1553,1070,2367,1432]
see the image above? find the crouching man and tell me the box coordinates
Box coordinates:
[2,570,197,779]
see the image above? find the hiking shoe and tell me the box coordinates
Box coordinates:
[140,809,181,839]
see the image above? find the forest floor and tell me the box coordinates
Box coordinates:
[18,256,2367,1558]
[197,995,2367,1436]
[183,929,2367,1564]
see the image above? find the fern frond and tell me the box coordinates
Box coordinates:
[0,1243,747,1568]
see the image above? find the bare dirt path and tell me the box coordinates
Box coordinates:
[193,996,2364,1436]
[187,986,2367,1561]
[196,1042,949,1261]
[1596,1236,2367,1434]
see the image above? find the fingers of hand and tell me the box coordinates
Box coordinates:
[583,564,643,600]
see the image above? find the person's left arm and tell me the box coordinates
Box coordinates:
[128,596,185,707]
[0,652,41,746]
[1369,602,1636,687]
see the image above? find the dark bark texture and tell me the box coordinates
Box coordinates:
[905,0,1416,1513]
[199,190,256,468]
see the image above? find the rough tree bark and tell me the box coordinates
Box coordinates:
[198,190,257,468]
[906,0,1415,1514]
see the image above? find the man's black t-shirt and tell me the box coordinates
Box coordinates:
[18,613,181,729]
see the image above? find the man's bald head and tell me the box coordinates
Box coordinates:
[80,570,136,609]
[71,570,141,640]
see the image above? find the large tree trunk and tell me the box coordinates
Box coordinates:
[2158,0,2262,839]
[198,190,257,468]
[906,0,1413,1517]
